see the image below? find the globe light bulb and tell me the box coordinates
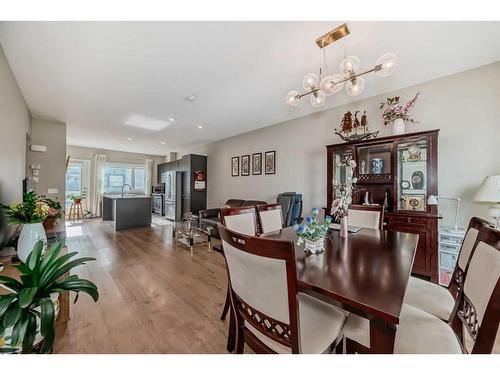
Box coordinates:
[286,90,300,107]
[375,53,399,77]
[310,90,326,107]
[339,56,360,76]
[320,74,345,96]
[302,73,319,90]
[346,77,365,96]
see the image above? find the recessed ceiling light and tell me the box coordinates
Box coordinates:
[197,125,203,129]
[185,94,197,102]
[127,137,133,141]
[125,115,172,131]
[160,141,166,145]
[168,117,175,123]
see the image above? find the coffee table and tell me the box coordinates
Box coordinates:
[173,214,213,256]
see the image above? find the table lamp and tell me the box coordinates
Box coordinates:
[474,175,500,229]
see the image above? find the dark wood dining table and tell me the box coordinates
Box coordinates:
[261,226,419,354]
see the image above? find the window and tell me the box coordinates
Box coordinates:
[103,163,146,194]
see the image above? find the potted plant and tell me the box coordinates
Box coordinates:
[67,193,85,204]
[0,240,99,353]
[293,208,332,254]
[39,197,63,230]
[380,92,420,135]
[0,191,49,263]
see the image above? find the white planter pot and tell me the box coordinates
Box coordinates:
[17,223,47,263]
[305,237,325,254]
[392,118,406,135]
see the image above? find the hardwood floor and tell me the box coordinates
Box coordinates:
[53,218,231,353]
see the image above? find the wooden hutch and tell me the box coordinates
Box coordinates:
[326,129,440,282]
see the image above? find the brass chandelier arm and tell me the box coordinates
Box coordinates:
[295,64,382,100]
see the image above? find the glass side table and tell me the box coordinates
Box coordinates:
[173,212,213,256]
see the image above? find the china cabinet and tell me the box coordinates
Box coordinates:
[326,129,440,282]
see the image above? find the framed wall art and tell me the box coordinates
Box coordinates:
[265,151,276,175]
[252,153,262,175]
[231,156,239,177]
[241,155,250,176]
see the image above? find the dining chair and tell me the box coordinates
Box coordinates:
[257,203,284,233]
[342,224,500,354]
[347,204,384,230]
[219,205,260,351]
[218,223,347,353]
[404,217,491,321]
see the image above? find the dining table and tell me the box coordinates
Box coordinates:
[261,226,419,354]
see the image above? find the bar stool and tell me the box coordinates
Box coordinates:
[68,201,84,220]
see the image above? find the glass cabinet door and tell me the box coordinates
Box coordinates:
[397,138,428,211]
[332,148,353,199]
[356,144,392,183]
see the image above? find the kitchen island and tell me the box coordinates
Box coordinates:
[102,195,152,230]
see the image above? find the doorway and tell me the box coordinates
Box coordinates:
[65,159,91,214]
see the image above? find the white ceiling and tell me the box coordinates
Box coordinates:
[1,21,499,155]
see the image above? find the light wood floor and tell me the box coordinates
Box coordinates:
[53,218,231,353]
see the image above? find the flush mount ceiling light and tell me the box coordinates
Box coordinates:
[286,23,399,107]
[125,115,175,131]
[197,125,203,129]
[127,137,133,141]
[185,94,197,102]
[160,141,166,145]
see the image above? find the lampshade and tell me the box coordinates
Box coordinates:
[474,175,500,203]
[427,195,439,205]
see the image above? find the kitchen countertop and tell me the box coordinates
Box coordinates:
[102,194,151,199]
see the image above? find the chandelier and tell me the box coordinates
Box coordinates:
[286,24,399,108]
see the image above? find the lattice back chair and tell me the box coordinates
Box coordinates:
[257,203,284,234]
[404,217,492,323]
[220,206,259,236]
[450,225,500,354]
[347,204,384,230]
[219,224,346,354]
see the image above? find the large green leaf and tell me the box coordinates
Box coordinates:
[0,294,16,316]
[40,241,63,271]
[38,297,55,338]
[2,302,22,328]
[40,329,55,354]
[44,257,96,289]
[21,312,37,353]
[18,287,38,308]
[26,239,44,271]
[10,311,29,347]
[0,275,23,292]
[38,252,79,286]
[14,263,33,275]
[53,279,99,302]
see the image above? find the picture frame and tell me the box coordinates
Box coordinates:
[264,151,276,175]
[252,153,262,175]
[231,156,239,177]
[241,155,250,176]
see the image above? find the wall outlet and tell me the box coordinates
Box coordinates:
[32,169,39,176]
[33,177,39,183]
[48,188,58,194]
[30,164,41,170]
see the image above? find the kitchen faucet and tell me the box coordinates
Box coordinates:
[121,184,132,197]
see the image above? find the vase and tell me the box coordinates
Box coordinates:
[371,158,384,174]
[17,223,47,263]
[305,237,325,254]
[43,217,56,230]
[340,216,348,238]
[392,118,406,135]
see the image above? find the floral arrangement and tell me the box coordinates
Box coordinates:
[330,159,362,220]
[0,191,49,224]
[294,208,332,244]
[380,92,420,126]
[39,196,63,220]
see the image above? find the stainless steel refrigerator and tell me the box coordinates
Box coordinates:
[164,171,182,221]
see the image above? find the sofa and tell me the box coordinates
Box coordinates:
[199,199,267,238]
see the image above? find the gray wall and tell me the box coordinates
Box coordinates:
[179,62,500,228]
[26,119,67,202]
[0,44,30,205]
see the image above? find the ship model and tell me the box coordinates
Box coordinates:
[335,110,379,142]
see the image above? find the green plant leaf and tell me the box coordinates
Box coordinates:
[19,287,38,308]
[0,275,23,292]
[14,263,33,275]
[0,347,19,353]
[10,310,29,347]
[40,329,55,354]
[38,252,79,287]
[40,241,63,271]
[44,257,96,289]
[0,294,17,316]
[39,296,55,337]
[2,301,22,328]
[26,239,44,270]
[21,311,37,353]
[53,279,99,302]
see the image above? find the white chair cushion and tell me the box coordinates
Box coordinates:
[245,293,347,353]
[394,304,462,354]
[259,209,283,233]
[403,276,455,321]
[457,227,479,270]
[347,209,381,230]
[343,304,462,353]
[224,212,256,236]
